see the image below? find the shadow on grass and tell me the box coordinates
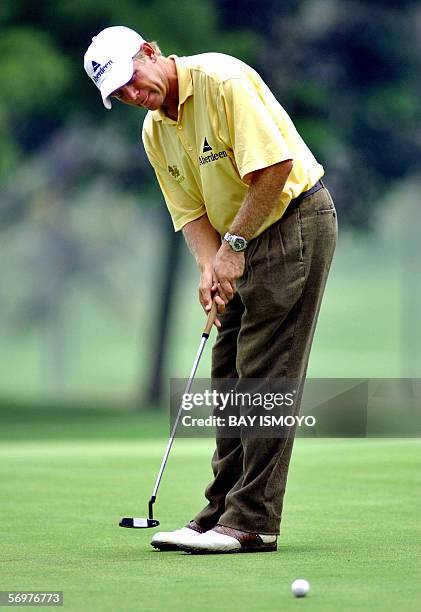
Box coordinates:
[95,544,333,560]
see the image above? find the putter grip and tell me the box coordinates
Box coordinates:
[203,300,218,335]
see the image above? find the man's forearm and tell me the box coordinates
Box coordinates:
[182,214,221,270]
[229,160,293,241]
[182,160,292,310]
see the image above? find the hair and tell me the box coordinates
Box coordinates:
[133,41,162,61]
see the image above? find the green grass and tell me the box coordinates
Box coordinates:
[0,400,168,441]
[1,413,420,611]
[1,200,420,609]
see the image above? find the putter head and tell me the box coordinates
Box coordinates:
[119,517,160,529]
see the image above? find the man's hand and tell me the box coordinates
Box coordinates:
[213,241,245,303]
[199,264,225,329]
[182,215,226,328]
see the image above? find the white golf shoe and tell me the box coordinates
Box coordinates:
[176,524,277,554]
[151,520,205,551]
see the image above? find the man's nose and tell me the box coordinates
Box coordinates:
[121,84,137,101]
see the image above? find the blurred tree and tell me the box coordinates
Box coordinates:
[2,0,419,225]
[0,0,260,177]
[0,26,73,177]
[216,0,421,227]
[2,122,148,393]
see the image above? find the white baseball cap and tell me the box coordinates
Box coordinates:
[84,26,145,109]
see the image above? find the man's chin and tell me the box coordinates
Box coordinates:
[148,101,160,110]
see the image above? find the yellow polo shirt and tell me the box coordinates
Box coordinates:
[142,53,324,238]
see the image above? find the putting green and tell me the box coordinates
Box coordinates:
[1,437,420,611]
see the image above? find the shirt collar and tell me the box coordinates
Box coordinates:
[151,55,193,123]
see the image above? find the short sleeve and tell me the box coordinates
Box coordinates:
[142,119,206,231]
[217,78,293,179]
[153,164,206,231]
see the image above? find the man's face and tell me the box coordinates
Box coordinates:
[111,56,167,111]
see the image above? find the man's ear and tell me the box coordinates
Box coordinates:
[140,42,156,59]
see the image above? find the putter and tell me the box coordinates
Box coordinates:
[119,300,218,529]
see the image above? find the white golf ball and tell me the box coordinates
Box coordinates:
[291,579,310,597]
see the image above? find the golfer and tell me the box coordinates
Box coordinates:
[84,26,337,554]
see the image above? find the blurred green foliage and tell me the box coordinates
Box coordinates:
[242,0,420,226]
[1,0,420,226]
[0,0,260,182]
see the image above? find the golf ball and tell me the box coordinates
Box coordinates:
[291,579,310,597]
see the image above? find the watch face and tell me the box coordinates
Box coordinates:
[233,237,246,251]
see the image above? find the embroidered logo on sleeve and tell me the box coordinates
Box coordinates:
[168,164,185,184]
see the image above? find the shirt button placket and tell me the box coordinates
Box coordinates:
[177,123,196,163]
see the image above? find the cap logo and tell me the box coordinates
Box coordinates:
[91,60,101,72]
[92,59,114,83]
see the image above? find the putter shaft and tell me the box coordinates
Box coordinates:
[149,301,218,515]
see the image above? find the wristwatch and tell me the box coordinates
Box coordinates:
[223,232,248,252]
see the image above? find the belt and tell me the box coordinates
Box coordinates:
[289,179,324,208]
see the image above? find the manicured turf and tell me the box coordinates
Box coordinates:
[1,430,420,611]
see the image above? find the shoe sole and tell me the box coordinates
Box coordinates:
[177,542,277,555]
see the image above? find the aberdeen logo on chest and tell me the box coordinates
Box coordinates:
[198,137,228,166]
[199,150,228,165]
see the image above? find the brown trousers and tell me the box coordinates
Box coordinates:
[193,185,338,534]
